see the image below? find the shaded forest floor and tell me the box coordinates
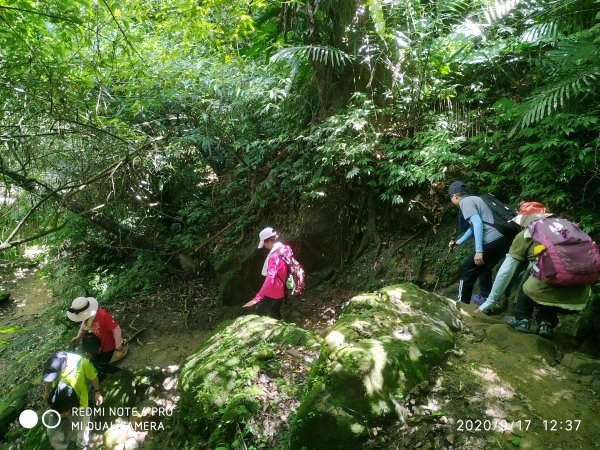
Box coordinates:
[2,256,600,449]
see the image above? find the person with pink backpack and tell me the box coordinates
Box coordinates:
[475,202,600,338]
[243,227,304,320]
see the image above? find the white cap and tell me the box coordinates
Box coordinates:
[258,227,277,248]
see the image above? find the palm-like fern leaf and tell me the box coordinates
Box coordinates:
[519,68,600,128]
[270,45,354,67]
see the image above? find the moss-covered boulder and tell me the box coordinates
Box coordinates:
[21,420,51,450]
[0,382,30,439]
[178,315,321,448]
[0,290,10,303]
[289,283,461,450]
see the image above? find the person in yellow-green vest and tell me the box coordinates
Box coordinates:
[42,351,103,449]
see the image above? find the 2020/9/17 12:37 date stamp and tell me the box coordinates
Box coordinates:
[455,419,582,432]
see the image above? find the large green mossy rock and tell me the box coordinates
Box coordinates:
[289,283,461,450]
[178,315,321,447]
[0,382,30,439]
[0,290,10,303]
[21,421,51,450]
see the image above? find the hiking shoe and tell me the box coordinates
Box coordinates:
[506,316,531,333]
[537,321,553,339]
[471,294,487,307]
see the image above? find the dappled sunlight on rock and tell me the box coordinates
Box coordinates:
[486,384,515,400]
[290,283,460,449]
[393,327,414,341]
[530,365,564,382]
[363,340,387,395]
[472,365,502,383]
[325,330,345,349]
[545,389,574,406]
[178,315,321,448]
[425,397,442,413]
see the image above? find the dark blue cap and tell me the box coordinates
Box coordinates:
[448,181,467,197]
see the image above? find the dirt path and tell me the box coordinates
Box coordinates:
[0,266,52,329]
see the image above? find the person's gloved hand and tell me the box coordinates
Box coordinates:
[448,240,458,250]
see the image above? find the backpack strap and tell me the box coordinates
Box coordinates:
[274,247,290,286]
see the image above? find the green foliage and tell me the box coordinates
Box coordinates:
[270,45,353,67]
[296,95,463,205]
[2,0,600,303]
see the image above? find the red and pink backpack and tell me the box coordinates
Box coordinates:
[276,245,305,296]
[528,217,600,286]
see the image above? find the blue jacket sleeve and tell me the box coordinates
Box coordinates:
[456,227,473,245]
[470,214,484,252]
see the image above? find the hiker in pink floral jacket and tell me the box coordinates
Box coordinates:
[243,227,292,319]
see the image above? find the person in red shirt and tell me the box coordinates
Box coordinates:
[67,297,124,380]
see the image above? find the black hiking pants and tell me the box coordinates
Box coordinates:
[254,295,292,320]
[514,289,576,326]
[458,236,511,304]
[91,350,120,381]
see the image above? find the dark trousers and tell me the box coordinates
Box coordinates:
[514,289,575,326]
[458,236,511,304]
[255,296,284,319]
[91,350,120,381]
[255,294,295,320]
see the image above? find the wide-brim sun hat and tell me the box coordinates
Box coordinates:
[66,296,99,322]
[258,227,277,249]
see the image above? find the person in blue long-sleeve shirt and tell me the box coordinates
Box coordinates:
[447,181,512,306]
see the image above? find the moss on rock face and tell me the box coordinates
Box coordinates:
[21,420,51,450]
[0,383,30,439]
[178,315,321,447]
[290,283,461,450]
[0,290,10,303]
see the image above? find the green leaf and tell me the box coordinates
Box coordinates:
[368,0,386,39]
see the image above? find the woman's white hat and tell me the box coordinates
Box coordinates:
[258,227,277,248]
[66,297,99,322]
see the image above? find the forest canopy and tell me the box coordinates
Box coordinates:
[2,0,600,299]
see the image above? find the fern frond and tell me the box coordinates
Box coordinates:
[484,0,521,24]
[519,68,600,127]
[521,22,559,43]
[270,46,354,67]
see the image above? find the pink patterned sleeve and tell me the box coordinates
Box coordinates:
[252,253,284,303]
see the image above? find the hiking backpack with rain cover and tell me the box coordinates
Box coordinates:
[528,217,600,286]
[277,246,305,296]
